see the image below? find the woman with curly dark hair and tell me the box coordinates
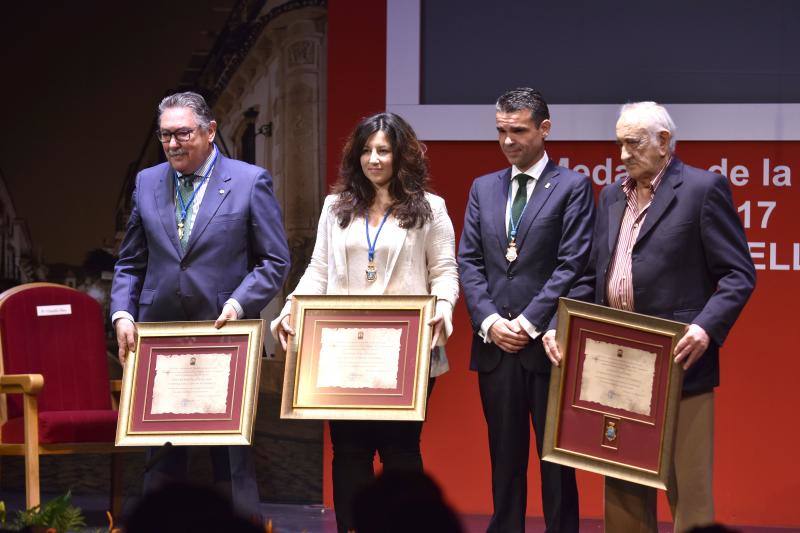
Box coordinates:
[271,112,459,533]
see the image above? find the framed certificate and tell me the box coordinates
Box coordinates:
[542,298,686,489]
[280,295,436,421]
[116,320,264,447]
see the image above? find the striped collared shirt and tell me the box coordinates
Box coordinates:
[606,158,671,311]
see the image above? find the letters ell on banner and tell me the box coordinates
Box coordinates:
[542,298,685,489]
[116,320,264,447]
[280,295,436,421]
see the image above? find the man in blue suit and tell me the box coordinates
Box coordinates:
[543,102,756,532]
[110,91,290,517]
[458,88,593,532]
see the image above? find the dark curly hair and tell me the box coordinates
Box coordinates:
[332,112,432,229]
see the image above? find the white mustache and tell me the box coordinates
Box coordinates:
[168,149,187,157]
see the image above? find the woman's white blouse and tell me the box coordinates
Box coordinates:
[270,192,459,377]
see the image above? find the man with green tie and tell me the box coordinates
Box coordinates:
[458,88,595,532]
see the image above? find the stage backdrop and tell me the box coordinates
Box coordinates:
[325,1,799,527]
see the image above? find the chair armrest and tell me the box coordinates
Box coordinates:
[110,379,123,410]
[0,374,44,395]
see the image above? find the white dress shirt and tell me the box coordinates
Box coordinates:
[480,152,550,344]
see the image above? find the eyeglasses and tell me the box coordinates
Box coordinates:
[155,128,197,143]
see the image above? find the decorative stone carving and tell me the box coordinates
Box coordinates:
[284,82,317,229]
[288,39,316,68]
[200,1,327,505]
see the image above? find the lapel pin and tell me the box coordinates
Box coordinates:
[544,182,551,189]
[219,189,225,194]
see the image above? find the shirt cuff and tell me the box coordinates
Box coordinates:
[225,298,244,319]
[517,314,541,339]
[434,299,454,344]
[112,311,135,325]
[479,313,502,344]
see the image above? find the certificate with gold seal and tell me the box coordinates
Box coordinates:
[115,319,264,447]
[280,295,435,421]
[542,298,685,489]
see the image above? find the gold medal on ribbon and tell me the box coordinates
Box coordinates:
[505,240,518,262]
[366,262,377,282]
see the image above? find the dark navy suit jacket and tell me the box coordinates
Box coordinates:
[458,160,595,373]
[111,153,290,322]
[564,157,756,394]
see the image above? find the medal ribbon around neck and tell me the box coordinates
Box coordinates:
[505,174,534,262]
[365,209,392,281]
[507,175,532,242]
[174,149,219,225]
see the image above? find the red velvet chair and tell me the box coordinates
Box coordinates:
[0,282,132,514]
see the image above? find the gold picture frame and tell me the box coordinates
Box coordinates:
[116,319,264,447]
[280,295,436,421]
[542,298,686,489]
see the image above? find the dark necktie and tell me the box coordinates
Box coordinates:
[176,175,198,249]
[508,173,532,239]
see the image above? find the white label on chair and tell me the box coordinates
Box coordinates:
[36,304,72,316]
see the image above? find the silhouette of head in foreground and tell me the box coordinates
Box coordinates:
[352,470,463,533]
[125,481,263,533]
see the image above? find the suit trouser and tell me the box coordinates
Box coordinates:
[329,379,435,533]
[143,445,261,518]
[479,353,579,533]
[605,391,714,533]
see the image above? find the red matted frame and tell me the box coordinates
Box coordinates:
[280,295,435,421]
[116,320,264,446]
[542,298,685,489]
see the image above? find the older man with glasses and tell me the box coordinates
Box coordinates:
[110,91,290,520]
